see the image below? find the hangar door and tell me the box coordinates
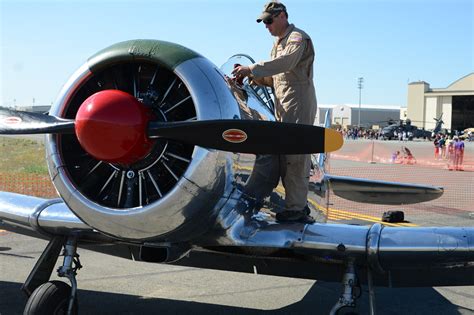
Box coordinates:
[452,95,474,131]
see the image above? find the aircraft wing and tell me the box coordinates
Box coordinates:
[0,191,100,240]
[2,189,474,291]
[325,175,444,205]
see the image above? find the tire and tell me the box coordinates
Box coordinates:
[24,281,77,315]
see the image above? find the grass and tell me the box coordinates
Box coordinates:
[0,137,56,197]
[0,137,49,175]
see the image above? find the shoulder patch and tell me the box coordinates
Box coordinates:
[288,32,303,44]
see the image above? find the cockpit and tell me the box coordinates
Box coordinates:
[220,54,275,117]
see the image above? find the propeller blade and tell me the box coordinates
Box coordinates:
[0,108,75,135]
[148,120,343,154]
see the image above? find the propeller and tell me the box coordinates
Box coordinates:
[149,120,342,155]
[0,107,75,134]
[0,90,343,165]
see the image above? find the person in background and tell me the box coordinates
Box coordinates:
[434,135,440,159]
[447,136,455,170]
[391,151,400,163]
[439,134,446,159]
[453,137,465,171]
[402,146,415,164]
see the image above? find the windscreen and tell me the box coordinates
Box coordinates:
[220,54,275,112]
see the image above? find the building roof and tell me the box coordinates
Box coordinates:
[409,73,473,94]
[445,72,474,91]
[319,103,401,110]
[408,81,429,85]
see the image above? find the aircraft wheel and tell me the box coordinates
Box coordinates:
[24,280,77,315]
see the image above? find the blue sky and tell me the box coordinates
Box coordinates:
[1,0,472,108]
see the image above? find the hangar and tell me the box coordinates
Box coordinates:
[407,73,474,133]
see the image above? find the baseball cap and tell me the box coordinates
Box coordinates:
[257,2,287,23]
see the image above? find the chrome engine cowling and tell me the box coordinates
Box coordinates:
[45,40,242,241]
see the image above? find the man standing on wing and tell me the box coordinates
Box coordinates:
[232,2,317,223]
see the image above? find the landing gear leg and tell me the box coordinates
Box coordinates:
[367,267,376,315]
[329,260,360,315]
[57,236,82,314]
[23,236,81,315]
[22,236,64,296]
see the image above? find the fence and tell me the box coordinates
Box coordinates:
[0,173,57,198]
[0,138,472,227]
[326,139,473,226]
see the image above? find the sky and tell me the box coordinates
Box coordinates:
[0,0,473,108]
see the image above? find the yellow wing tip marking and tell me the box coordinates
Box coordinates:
[324,129,344,152]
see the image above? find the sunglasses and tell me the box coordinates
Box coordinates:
[263,12,281,25]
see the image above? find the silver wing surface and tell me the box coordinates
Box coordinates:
[1,190,473,288]
[325,175,444,205]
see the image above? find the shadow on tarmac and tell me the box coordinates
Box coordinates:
[0,280,469,315]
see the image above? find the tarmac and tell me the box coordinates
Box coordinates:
[0,139,473,314]
[325,139,474,227]
[0,232,473,314]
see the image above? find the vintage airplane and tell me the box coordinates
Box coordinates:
[0,40,473,315]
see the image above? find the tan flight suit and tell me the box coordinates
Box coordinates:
[249,24,317,211]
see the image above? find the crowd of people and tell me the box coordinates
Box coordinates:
[338,127,382,140]
[433,134,465,171]
[332,123,469,171]
[338,127,423,141]
[387,134,465,170]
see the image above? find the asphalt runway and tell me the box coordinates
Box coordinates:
[1,139,473,314]
[1,232,473,315]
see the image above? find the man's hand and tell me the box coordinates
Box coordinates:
[232,65,251,80]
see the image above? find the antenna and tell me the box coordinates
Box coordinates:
[357,77,364,128]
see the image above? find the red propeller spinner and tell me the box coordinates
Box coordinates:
[75,90,156,165]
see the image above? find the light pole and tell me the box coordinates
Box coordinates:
[357,77,364,128]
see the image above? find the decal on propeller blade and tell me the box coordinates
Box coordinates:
[1,117,22,125]
[222,129,247,143]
